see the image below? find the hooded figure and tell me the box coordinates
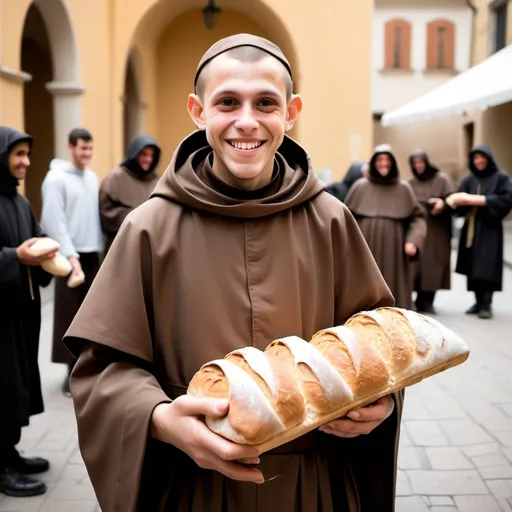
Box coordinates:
[63,34,403,512]
[325,162,368,203]
[99,134,161,254]
[447,144,512,319]
[345,145,427,309]
[408,150,456,313]
[0,127,53,497]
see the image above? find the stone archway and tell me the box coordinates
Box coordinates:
[125,0,300,166]
[21,0,82,218]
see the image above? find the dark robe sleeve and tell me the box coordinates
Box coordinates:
[485,174,512,220]
[99,178,133,234]
[28,204,53,288]
[64,216,171,512]
[405,197,428,257]
[331,204,404,512]
[0,246,21,285]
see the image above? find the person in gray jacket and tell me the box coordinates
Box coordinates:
[41,128,103,396]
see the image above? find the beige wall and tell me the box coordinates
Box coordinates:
[1,0,374,187]
[374,116,464,182]
[479,102,512,173]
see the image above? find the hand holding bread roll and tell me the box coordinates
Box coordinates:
[187,307,469,453]
[29,237,73,277]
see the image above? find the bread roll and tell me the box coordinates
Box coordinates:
[30,237,72,277]
[187,307,469,453]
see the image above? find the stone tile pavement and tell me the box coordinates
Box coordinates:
[1,255,511,511]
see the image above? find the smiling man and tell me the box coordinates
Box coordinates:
[0,127,56,498]
[64,34,403,512]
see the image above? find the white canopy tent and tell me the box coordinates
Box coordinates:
[381,44,512,127]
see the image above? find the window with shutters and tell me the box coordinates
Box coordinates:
[384,19,412,69]
[426,19,455,70]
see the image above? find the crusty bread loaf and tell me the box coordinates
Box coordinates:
[187,307,469,453]
[30,237,72,277]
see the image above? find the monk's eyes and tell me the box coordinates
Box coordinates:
[217,98,238,107]
[258,98,277,107]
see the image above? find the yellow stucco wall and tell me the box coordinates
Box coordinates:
[1,0,374,198]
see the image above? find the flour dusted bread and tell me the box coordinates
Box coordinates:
[187,307,469,452]
[30,237,73,277]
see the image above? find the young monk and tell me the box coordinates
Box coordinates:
[64,34,403,512]
[345,145,427,309]
[408,150,455,314]
[447,144,512,319]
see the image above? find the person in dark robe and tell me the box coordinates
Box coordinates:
[64,34,404,512]
[99,134,161,255]
[446,144,512,319]
[41,128,103,396]
[0,127,56,497]
[345,144,427,309]
[408,150,456,314]
[325,162,369,203]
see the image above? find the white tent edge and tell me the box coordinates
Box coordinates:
[380,44,512,127]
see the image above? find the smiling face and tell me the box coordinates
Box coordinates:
[375,154,393,177]
[411,155,426,174]
[137,146,155,172]
[472,152,488,171]
[8,141,31,180]
[188,53,302,191]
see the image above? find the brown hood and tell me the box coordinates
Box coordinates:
[151,130,325,218]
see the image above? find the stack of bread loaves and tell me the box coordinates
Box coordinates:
[187,307,469,453]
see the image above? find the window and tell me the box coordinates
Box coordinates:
[493,1,508,53]
[427,19,455,70]
[384,19,412,69]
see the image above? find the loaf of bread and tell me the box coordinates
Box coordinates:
[30,237,72,277]
[187,307,469,453]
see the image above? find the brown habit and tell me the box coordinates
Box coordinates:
[65,131,404,512]
[408,158,455,292]
[99,134,160,254]
[345,148,427,309]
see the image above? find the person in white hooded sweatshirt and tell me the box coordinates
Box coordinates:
[41,128,102,396]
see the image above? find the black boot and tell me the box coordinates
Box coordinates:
[0,467,47,497]
[416,291,436,314]
[10,454,49,475]
[478,291,493,319]
[466,292,482,315]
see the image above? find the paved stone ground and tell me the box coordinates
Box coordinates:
[1,253,511,511]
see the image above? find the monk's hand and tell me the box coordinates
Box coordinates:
[428,197,445,215]
[150,397,264,484]
[17,238,58,266]
[68,256,83,277]
[318,395,395,438]
[404,242,417,256]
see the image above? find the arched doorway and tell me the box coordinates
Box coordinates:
[21,3,54,220]
[123,52,143,155]
[20,0,82,220]
[125,0,300,167]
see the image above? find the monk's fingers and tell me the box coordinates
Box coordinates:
[211,459,265,484]
[318,423,361,438]
[347,395,395,422]
[173,395,229,418]
[320,418,380,436]
[195,423,260,461]
[237,457,261,465]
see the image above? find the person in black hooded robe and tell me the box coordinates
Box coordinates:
[0,127,57,497]
[326,162,369,203]
[99,134,161,254]
[446,144,512,319]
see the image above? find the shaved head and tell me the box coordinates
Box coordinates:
[195,46,294,100]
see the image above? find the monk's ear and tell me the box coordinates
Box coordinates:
[285,94,303,132]
[187,94,206,131]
